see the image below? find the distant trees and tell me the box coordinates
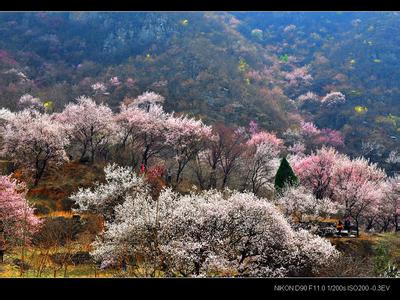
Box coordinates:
[321,91,346,107]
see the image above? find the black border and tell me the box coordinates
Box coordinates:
[0,278,399,297]
[0,0,400,12]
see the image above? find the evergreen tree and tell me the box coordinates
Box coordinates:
[274,157,298,192]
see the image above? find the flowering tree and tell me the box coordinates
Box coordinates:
[294,147,387,235]
[248,120,260,134]
[288,142,306,156]
[297,92,319,106]
[126,91,165,111]
[300,121,320,137]
[247,131,284,149]
[300,121,344,149]
[109,76,121,86]
[92,188,339,277]
[240,134,282,195]
[217,126,248,189]
[71,164,148,222]
[384,176,400,231]
[0,108,14,145]
[91,82,107,94]
[1,110,69,186]
[372,193,394,232]
[164,114,212,185]
[193,125,248,190]
[321,91,346,107]
[316,128,344,147]
[56,96,117,163]
[0,176,41,260]
[18,94,43,111]
[293,147,342,200]
[274,185,338,222]
[332,157,386,236]
[115,104,169,168]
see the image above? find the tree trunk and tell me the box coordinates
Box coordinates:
[142,144,150,168]
[208,168,217,189]
[221,172,229,189]
[34,159,47,186]
[356,219,360,237]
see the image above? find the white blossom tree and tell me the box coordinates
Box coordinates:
[274,185,338,222]
[71,164,149,222]
[239,132,283,195]
[1,109,69,186]
[91,186,339,277]
[55,96,118,163]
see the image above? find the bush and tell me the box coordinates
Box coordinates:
[32,216,84,247]
[33,203,51,215]
[71,251,93,265]
[60,197,75,211]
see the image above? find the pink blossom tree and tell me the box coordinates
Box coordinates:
[384,176,400,231]
[332,157,386,236]
[164,114,212,185]
[294,147,387,236]
[300,121,344,149]
[316,128,344,147]
[292,147,342,200]
[247,130,284,149]
[0,175,41,264]
[300,121,321,137]
[55,96,117,163]
[193,124,247,190]
[1,110,69,186]
[115,104,169,168]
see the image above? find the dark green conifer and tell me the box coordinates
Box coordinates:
[274,156,298,192]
